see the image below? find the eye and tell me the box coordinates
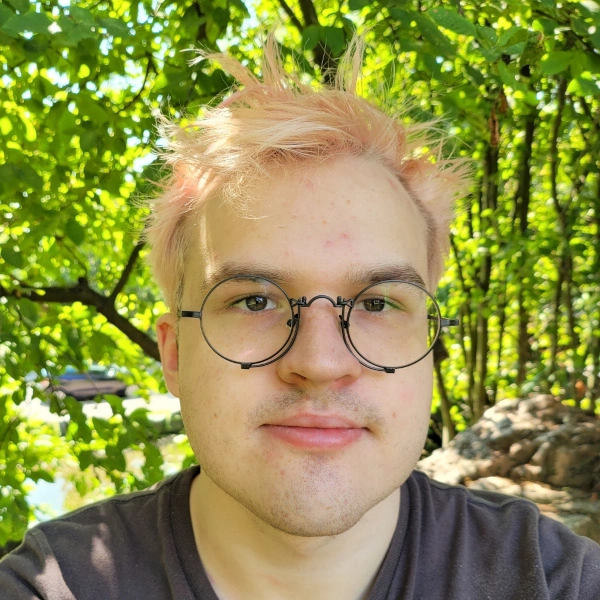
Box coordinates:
[355,297,403,312]
[232,295,277,312]
[362,298,386,312]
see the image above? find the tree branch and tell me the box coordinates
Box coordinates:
[1,279,160,361]
[119,56,154,114]
[550,77,567,222]
[278,0,303,33]
[297,0,338,84]
[298,0,319,25]
[109,241,145,303]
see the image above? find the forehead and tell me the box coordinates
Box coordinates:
[184,156,430,295]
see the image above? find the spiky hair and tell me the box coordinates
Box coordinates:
[145,36,470,311]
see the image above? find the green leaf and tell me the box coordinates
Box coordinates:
[589,29,600,52]
[92,416,114,439]
[302,24,322,51]
[497,62,524,91]
[77,96,111,124]
[569,17,589,38]
[69,6,95,26]
[567,76,600,97]
[534,18,558,35]
[211,7,230,29]
[65,218,86,245]
[19,299,40,325]
[464,64,485,87]
[128,407,151,426]
[6,0,29,14]
[80,130,97,152]
[475,25,497,48]
[0,5,14,28]
[1,11,52,36]
[30,468,54,483]
[322,26,346,56]
[414,13,455,58]
[348,0,370,9]
[498,28,529,56]
[430,7,476,37]
[78,449,94,470]
[97,17,129,38]
[388,8,411,24]
[2,246,23,268]
[7,163,43,191]
[540,51,574,75]
[105,443,126,472]
[497,26,519,48]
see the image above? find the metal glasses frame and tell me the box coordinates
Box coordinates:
[179,275,459,373]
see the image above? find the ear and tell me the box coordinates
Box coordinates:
[157,313,180,398]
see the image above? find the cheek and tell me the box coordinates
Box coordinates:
[177,339,230,429]
[384,362,433,433]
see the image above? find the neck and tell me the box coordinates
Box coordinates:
[189,471,400,600]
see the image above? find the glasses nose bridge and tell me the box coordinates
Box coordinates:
[301,294,345,309]
[292,294,350,336]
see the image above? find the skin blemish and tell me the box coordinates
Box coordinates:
[392,412,397,419]
[386,174,401,192]
[340,232,350,241]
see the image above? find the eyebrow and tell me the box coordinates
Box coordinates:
[345,263,427,289]
[200,261,427,293]
[201,262,300,292]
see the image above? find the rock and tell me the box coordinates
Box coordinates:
[417,395,600,543]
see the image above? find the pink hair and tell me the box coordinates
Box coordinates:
[145,36,470,311]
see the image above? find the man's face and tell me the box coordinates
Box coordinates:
[160,155,434,537]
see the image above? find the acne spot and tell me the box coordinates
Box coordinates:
[392,412,397,419]
[340,232,350,241]
[323,239,333,248]
[386,174,401,192]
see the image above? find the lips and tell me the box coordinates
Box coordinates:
[269,413,362,428]
[262,413,366,449]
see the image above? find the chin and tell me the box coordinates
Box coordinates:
[257,507,367,538]
[233,479,401,539]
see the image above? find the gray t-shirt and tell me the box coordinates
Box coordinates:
[1,466,599,599]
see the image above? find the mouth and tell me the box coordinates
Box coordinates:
[261,414,367,450]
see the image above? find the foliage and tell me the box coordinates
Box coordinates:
[1,0,599,544]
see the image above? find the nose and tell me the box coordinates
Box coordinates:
[276,298,362,388]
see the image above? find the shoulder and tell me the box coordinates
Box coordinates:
[405,470,600,599]
[33,466,194,539]
[0,467,199,599]
[408,468,597,543]
[410,468,542,515]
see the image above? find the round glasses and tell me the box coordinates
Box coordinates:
[179,276,458,373]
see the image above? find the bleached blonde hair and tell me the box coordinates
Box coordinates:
[145,36,470,311]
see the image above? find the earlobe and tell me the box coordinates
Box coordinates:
[156,313,180,398]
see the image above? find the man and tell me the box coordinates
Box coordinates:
[1,37,599,600]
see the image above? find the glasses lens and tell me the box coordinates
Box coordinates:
[346,281,439,368]
[201,277,293,364]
